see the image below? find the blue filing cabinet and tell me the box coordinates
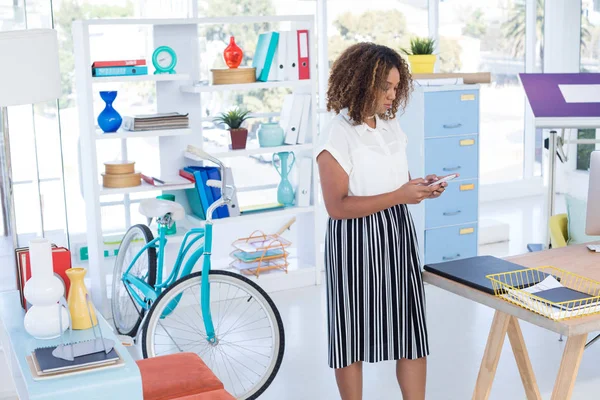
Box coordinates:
[398,84,480,266]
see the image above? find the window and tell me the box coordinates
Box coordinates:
[326,0,428,67]
[439,0,526,184]
[577,1,600,172]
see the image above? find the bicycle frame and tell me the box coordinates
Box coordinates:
[121,147,231,344]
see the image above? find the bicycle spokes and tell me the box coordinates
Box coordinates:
[145,277,279,399]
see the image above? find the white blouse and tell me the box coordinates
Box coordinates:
[316,109,410,197]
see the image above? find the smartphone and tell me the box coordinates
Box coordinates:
[428,173,458,187]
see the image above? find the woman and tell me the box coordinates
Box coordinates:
[316,43,450,400]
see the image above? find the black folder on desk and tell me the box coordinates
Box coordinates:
[424,256,545,295]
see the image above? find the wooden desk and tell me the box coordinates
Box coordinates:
[424,242,600,400]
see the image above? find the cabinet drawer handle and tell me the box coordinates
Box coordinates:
[443,210,462,216]
[443,123,463,129]
[443,254,461,261]
[443,166,461,171]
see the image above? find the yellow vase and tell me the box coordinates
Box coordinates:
[408,54,437,74]
[66,268,97,329]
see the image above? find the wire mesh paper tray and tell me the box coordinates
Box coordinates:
[486,266,600,321]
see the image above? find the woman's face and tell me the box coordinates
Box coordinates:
[375,67,400,115]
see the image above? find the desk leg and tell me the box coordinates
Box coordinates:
[507,316,542,400]
[472,311,510,400]
[551,334,587,400]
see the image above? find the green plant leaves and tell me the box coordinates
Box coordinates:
[212,107,252,130]
[401,37,436,55]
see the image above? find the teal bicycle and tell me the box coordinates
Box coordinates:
[111,149,285,400]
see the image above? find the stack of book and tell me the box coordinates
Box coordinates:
[91,59,148,77]
[122,112,189,131]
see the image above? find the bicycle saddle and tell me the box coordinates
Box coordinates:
[139,199,185,221]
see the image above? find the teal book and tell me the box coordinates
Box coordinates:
[252,32,280,82]
[92,66,148,77]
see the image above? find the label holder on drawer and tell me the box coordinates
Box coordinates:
[460,227,475,235]
[459,139,475,146]
[460,183,475,191]
[461,94,476,101]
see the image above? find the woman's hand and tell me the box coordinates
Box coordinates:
[424,174,456,199]
[395,178,437,204]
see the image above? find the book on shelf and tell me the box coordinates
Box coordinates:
[256,29,310,82]
[92,59,146,68]
[122,112,189,131]
[280,93,312,145]
[182,165,241,220]
[92,66,148,77]
[15,245,72,310]
[141,174,193,187]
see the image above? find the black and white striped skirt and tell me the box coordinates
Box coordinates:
[324,204,429,369]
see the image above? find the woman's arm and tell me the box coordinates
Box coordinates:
[317,151,435,220]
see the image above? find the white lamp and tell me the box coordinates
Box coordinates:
[0,29,61,247]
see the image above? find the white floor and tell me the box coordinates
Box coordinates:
[5,194,600,400]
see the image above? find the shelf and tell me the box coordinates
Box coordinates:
[180,80,311,93]
[184,143,312,160]
[92,73,190,83]
[187,206,315,226]
[77,15,315,27]
[96,128,191,140]
[99,180,195,196]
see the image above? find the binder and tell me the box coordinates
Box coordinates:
[268,31,287,81]
[92,66,148,77]
[190,170,211,219]
[296,94,311,144]
[283,94,304,145]
[279,94,294,142]
[224,167,241,217]
[297,29,310,80]
[252,31,279,82]
[285,30,299,81]
[205,167,229,218]
[295,157,312,207]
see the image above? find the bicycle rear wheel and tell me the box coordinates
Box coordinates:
[111,224,157,337]
[141,270,284,400]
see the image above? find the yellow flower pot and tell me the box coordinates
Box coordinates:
[408,54,437,74]
[66,267,98,330]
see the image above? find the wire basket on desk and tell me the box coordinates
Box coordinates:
[486,266,600,321]
[230,230,291,277]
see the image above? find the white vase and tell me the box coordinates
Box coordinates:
[23,238,69,339]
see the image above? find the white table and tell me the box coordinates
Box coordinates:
[0,290,143,400]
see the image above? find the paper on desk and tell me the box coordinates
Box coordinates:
[502,276,600,319]
[520,276,563,293]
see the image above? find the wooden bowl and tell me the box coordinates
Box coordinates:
[102,172,141,188]
[104,161,135,175]
[211,67,256,85]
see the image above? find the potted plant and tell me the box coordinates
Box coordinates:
[213,107,252,150]
[402,37,437,74]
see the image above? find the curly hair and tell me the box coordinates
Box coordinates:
[326,42,413,125]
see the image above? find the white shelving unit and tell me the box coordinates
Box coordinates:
[183,143,313,159]
[92,73,190,83]
[180,80,311,93]
[74,16,321,313]
[98,181,196,196]
[96,127,192,140]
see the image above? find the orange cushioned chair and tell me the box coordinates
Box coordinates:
[136,352,235,400]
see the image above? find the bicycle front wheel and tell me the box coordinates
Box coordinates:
[141,270,284,400]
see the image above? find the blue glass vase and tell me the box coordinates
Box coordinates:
[98,91,122,133]
[273,151,296,207]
